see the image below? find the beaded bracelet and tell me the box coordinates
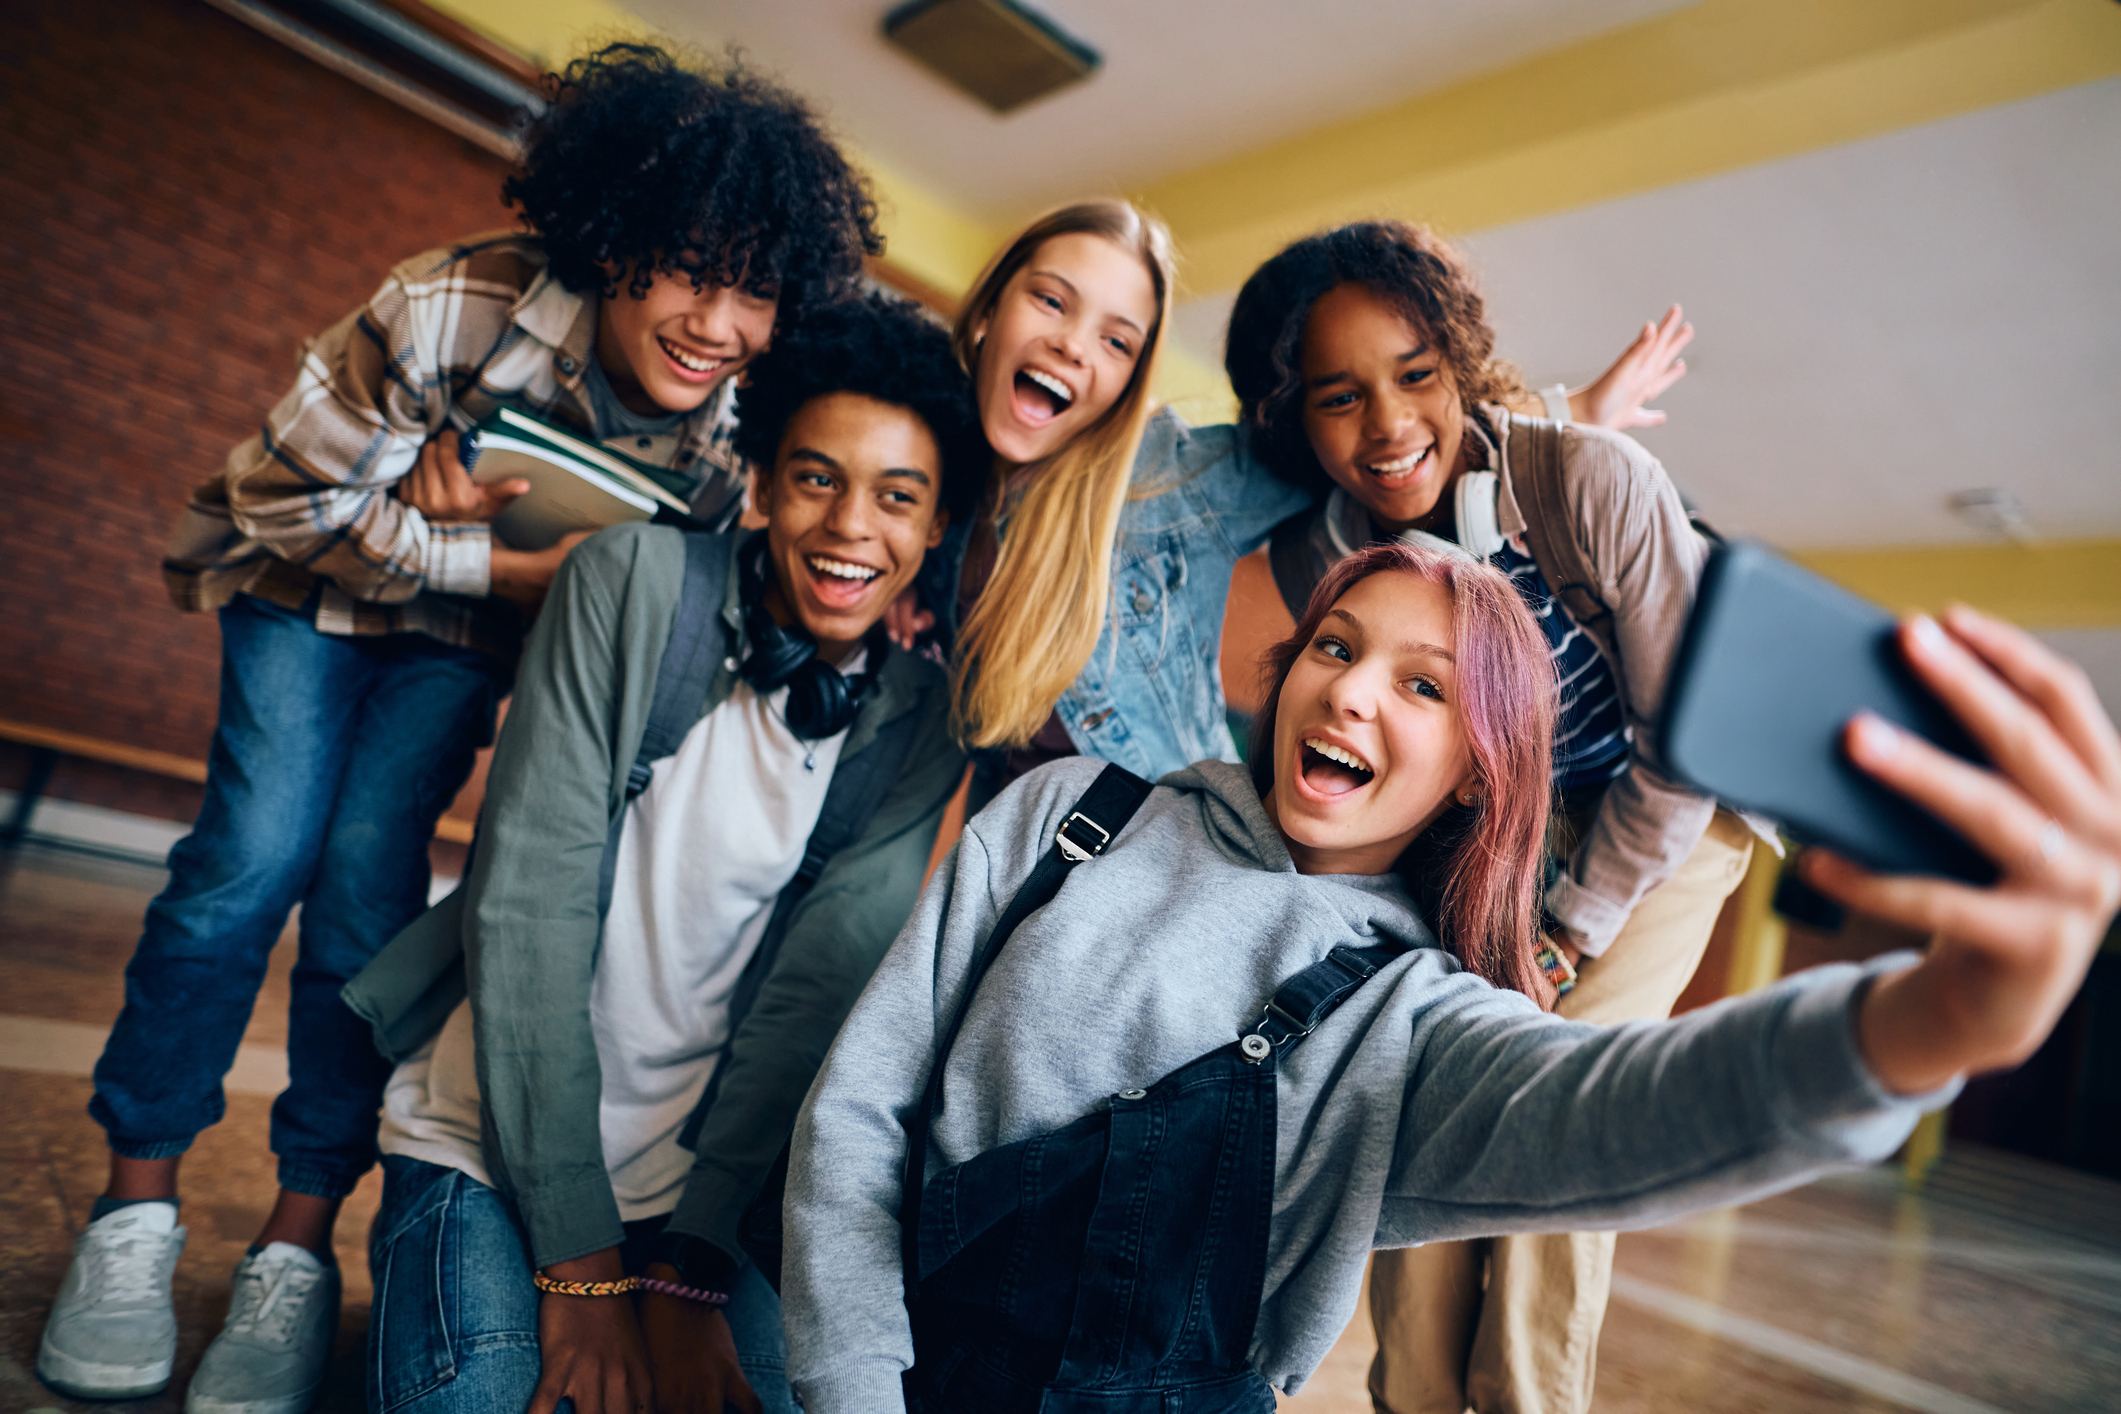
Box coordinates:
[1534,939,1578,996]
[533,1274,641,1297]
[638,1277,730,1306]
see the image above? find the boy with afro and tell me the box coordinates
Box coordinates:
[343,291,983,1414]
[39,43,879,1411]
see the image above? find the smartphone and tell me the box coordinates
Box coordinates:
[1661,540,1996,884]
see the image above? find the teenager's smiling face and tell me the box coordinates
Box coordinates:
[1300,281,1469,534]
[972,231,1158,466]
[1266,570,1478,877]
[595,265,777,418]
[755,391,949,661]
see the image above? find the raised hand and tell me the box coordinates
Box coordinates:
[1807,607,2121,1095]
[1569,305,1694,430]
[401,428,530,524]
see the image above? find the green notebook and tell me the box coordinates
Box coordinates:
[460,406,694,549]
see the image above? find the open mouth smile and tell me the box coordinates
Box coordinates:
[1300,736,1375,797]
[807,555,881,583]
[803,553,885,608]
[1364,446,1433,489]
[1011,366,1075,426]
[658,335,727,379]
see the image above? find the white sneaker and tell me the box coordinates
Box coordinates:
[37,1201,187,1399]
[185,1242,340,1414]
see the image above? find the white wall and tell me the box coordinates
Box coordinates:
[1461,79,2121,551]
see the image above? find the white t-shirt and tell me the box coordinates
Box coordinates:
[378,665,856,1219]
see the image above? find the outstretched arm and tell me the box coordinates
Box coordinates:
[1383,609,2115,1245]
[1505,305,1694,430]
[1818,608,2121,1093]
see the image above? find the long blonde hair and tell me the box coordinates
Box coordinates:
[949,200,1175,749]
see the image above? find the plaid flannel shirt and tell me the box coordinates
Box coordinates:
[163,231,744,657]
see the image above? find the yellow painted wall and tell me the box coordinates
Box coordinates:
[856,155,1000,302]
[422,0,636,71]
[1794,538,2121,629]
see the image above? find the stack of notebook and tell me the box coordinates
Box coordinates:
[460,406,694,549]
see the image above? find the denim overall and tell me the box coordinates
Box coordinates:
[902,854,1404,1414]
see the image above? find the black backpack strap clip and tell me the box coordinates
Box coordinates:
[899,762,1154,1286]
[1237,942,1405,1065]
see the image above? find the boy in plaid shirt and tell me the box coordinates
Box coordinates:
[39,43,879,1411]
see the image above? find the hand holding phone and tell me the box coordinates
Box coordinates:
[1812,608,2121,1093]
[1663,541,1994,882]
[1663,545,2121,1088]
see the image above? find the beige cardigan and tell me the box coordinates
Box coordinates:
[1489,410,1764,954]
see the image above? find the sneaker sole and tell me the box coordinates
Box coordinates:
[36,1333,174,1399]
[185,1387,321,1414]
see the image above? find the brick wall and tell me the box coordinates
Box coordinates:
[0,0,515,820]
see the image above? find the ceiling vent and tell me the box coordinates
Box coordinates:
[883,0,1100,114]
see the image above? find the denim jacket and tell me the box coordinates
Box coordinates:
[916,408,1310,788]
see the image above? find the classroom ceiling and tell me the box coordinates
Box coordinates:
[627,0,1697,221]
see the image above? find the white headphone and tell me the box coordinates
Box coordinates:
[1451,471,1505,559]
[1388,471,1505,561]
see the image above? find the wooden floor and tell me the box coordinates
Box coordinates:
[4,841,2117,1413]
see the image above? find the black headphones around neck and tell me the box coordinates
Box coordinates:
[738,537,885,740]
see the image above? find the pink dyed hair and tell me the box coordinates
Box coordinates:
[1248,542,1557,1002]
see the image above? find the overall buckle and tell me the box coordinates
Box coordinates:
[1056,812,1112,863]
[1239,1000,1315,1064]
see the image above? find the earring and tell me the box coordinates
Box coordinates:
[1460,791,1480,806]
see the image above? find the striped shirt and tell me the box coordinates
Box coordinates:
[1490,539,1631,792]
[161,231,744,656]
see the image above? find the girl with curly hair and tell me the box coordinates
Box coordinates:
[1223,220,1758,1414]
[783,542,2121,1414]
[40,41,879,1411]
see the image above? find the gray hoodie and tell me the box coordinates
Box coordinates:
[783,757,1946,1411]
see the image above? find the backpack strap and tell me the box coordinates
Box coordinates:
[1267,509,1329,621]
[717,692,930,1290]
[898,763,1155,1284]
[1236,943,1407,1066]
[1506,414,1614,641]
[595,528,737,920]
[680,685,921,1151]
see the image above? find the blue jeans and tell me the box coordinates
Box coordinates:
[367,1155,795,1414]
[89,593,507,1198]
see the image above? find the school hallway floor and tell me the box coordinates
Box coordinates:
[3,841,2117,1414]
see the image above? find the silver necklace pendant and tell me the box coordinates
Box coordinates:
[803,749,817,771]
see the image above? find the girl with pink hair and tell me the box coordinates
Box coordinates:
[780,543,2120,1414]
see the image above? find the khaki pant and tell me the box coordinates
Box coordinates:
[1367,809,1756,1414]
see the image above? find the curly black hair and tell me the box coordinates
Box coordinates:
[1224,221,1524,497]
[504,43,882,318]
[733,291,987,521]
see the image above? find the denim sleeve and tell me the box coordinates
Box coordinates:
[665,685,967,1265]
[464,525,680,1267]
[1133,412,1312,560]
[1379,953,1953,1246]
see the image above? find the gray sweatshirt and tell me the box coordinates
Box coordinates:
[783,757,1946,1411]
